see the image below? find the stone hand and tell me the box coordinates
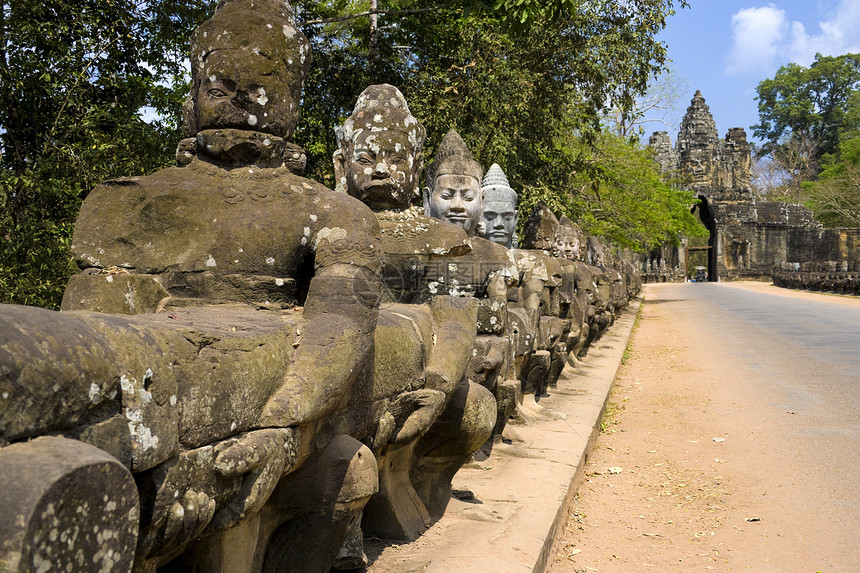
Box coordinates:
[390,390,446,445]
[162,490,216,552]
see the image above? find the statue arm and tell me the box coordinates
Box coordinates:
[260,234,382,428]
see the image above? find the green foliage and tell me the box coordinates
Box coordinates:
[520,130,705,249]
[295,0,688,216]
[2,0,693,307]
[0,0,216,308]
[753,53,860,168]
[802,136,860,227]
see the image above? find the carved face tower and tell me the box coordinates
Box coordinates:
[333,84,426,210]
[481,163,518,248]
[184,0,311,162]
[423,129,484,236]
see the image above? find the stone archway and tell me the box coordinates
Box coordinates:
[694,196,719,282]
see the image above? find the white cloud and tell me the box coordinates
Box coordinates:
[725,0,860,76]
[725,4,788,76]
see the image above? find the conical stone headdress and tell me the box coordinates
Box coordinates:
[557,215,581,236]
[481,163,517,204]
[426,129,483,184]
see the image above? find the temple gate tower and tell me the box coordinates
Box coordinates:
[649,91,856,281]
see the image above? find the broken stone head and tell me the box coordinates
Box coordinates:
[182,0,312,166]
[333,84,426,210]
[481,163,518,248]
[423,129,484,236]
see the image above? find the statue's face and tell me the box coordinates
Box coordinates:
[427,174,483,235]
[195,50,301,138]
[344,129,419,210]
[554,233,580,260]
[483,200,517,247]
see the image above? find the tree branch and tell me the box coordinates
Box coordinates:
[301,7,440,26]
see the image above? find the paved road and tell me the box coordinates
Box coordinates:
[672,282,860,485]
[551,282,860,572]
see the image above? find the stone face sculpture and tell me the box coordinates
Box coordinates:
[554,215,586,261]
[334,86,498,531]
[522,201,559,251]
[424,129,485,237]
[1,1,397,571]
[481,163,518,248]
[333,83,425,209]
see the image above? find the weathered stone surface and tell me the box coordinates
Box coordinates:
[334,87,505,536]
[773,260,860,295]
[424,129,484,237]
[481,163,518,248]
[333,84,426,209]
[554,215,586,261]
[411,379,496,518]
[63,273,170,314]
[522,201,558,251]
[0,437,139,573]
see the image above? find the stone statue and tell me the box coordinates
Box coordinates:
[334,85,498,531]
[424,129,485,237]
[1,2,395,571]
[481,163,518,248]
[333,83,425,209]
[554,215,585,261]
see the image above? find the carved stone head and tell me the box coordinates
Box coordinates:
[521,202,558,250]
[183,0,311,164]
[481,164,518,248]
[333,84,426,210]
[587,234,607,267]
[554,215,584,261]
[423,129,484,236]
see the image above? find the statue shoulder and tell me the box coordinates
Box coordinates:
[375,209,471,256]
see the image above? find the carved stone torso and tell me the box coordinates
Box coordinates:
[66,158,380,311]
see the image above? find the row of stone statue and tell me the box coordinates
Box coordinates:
[0,1,639,572]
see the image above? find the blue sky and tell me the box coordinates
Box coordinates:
[651,0,860,144]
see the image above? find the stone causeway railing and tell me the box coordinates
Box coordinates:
[772,261,860,296]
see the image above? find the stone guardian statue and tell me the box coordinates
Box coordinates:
[481,163,518,248]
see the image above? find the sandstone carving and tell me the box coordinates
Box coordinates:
[0,4,642,571]
[424,129,485,237]
[648,90,860,284]
[481,163,518,248]
[334,85,497,531]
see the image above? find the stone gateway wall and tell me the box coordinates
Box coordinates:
[650,91,860,291]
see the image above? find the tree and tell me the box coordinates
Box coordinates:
[607,69,689,139]
[753,53,860,172]
[519,130,706,249]
[0,0,216,308]
[803,136,860,227]
[295,0,689,188]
